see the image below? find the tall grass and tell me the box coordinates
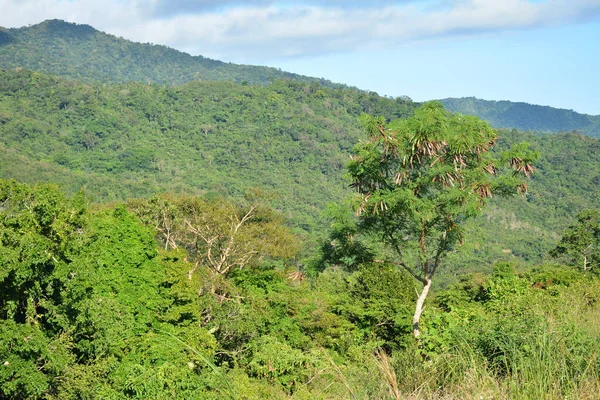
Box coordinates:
[374,338,599,399]
[373,279,600,400]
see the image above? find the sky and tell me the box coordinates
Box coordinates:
[1,0,600,114]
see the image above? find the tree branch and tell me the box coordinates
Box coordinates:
[375,259,426,285]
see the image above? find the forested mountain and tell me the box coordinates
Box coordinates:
[440,97,600,137]
[445,128,600,275]
[0,68,598,273]
[0,68,415,233]
[2,19,600,399]
[0,19,343,87]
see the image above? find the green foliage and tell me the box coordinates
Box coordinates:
[342,264,415,350]
[0,67,598,273]
[482,262,529,302]
[246,335,312,391]
[440,129,600,282]
[0,67,416,236]
[314,203,374,273]
[349,103,536,275]
[0,179,86,325]
[128,194,298,276]
[551,209,600,272]
[2,179,600,399]
[0,321,72,399]
[524,263,589,288]
[410,267,600,399]
[62,206,166,361]
[0,21,599,395]
[348,102,537,337]
[0,180,223,399]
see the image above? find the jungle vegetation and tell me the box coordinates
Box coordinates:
[1,21,600,399]
[1,153,599,399]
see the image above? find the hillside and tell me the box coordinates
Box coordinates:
[445,128,600,277]
[440,97,600,138]
[0,19,343,87]
[0,68,598,272]
[0,68,415,234]
[5,18,598,140]
[2,16,600,400]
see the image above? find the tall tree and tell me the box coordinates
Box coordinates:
[348,102,538,338]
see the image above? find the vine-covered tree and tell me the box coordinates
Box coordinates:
[348,102,538,338]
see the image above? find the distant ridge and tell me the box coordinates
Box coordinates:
[0,19,343,87]
[440,97,600,138]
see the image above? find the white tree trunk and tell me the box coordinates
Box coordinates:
[412,277,432,338]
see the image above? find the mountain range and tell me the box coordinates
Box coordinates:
[0,19,342,87]
[2,20,598,137]
[0,19,598,275]
[440,97,600,138]
[3,19,600,400]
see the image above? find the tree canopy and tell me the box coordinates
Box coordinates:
[0,19,347,88]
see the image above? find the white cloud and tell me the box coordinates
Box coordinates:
[149,0,418,16]
[1,0,599,62]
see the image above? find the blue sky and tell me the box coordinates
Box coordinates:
[272,21,600,114]
[1,0,599,114]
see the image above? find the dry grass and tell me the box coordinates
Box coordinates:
[374,349,401,400]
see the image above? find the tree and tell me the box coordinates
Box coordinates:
[550,209,600,272]
[128,194,298,278]
[347,102,537,338]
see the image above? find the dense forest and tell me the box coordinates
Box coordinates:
[0,68,597,277]
[440,97,600,138]
[2,177,600,399]
[1,20,600,400]
[0,68,415,235]
[0,20,344,87]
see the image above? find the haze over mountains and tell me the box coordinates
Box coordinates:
[0,19,598,273]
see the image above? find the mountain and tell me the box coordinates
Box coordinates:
[0,19,597,271]
[440,97,600,138]
[0,19,343,87]
[0,68,416,234]
[2,19,600,400]
[0,68,598,272]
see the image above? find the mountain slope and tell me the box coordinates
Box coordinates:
[440,97,600,138]
[0,69,598,270]
[0,68,415,232]
[445,128,600,277]
[0,19,342,87]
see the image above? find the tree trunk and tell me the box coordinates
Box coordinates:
[412,277,432,338]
